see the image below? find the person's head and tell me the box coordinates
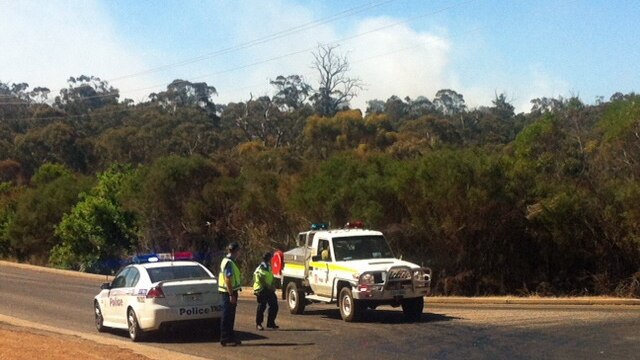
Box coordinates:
[227,242,241,258]
[262,251,273,263]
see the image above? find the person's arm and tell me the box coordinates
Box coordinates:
[224,263,237,304]
[266,267,275,291]
[225,276,237,304]
[255,269,265,288]
[268,277,276,291]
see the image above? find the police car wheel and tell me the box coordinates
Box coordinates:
[94,302,105,332]
[127,308,145,342]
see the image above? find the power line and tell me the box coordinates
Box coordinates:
[0,0,480,120]
[0,1,401,103]
[1,0,476,108]
[109,0,400,82]
[100,0,482,99]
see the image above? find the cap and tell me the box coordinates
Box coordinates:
[226,242,241,252]
[262,251,273,262]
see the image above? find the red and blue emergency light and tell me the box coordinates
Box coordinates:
[344,220,365,229]
[132,253,160,264]
[310,223,329,231]
[132,251,195,264]
[173,251,194,260]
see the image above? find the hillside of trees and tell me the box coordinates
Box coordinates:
[1,70,639,297]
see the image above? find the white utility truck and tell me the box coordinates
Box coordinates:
[276,222,431,322]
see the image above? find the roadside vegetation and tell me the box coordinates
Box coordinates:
[1,47,639,297]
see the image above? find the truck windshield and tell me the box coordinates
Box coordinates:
[333,235,394,261]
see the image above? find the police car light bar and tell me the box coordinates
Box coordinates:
[345,220,365,229]
[132,251,195,264]
[173,251,194,260]
[132,253,159,264]
[310,223,329,231]
[157,253,173,261]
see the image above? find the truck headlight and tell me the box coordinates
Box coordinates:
[413,269,424,281]
[360,273,375,285]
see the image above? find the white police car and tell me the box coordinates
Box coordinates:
[93,252,222,341]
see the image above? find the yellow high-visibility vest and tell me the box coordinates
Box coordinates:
[218,257,242,292]
[253,263,274,293]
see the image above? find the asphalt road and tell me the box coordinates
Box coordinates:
[1,263,639,360]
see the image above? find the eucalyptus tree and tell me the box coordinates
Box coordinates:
[309,44,363,117]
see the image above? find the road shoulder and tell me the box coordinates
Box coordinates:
[0,314,209,360]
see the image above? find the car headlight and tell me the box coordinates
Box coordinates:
[360,273,375,285]
[413,269,424,281]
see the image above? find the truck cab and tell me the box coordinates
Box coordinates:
[279,222,431,322]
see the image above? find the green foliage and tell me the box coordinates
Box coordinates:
[2,74,639,296]
[302,110,385,159]
[270,75,312,111]
[0,182,18,256]
[31,163,73,185]
[593,95,640,179]
[149,79,218,117]
[292,152,404,228]
[123,155,220,252]
[50,165,136,273]
[94,106,219,167]
[14,121,91,175]
[54,75,119,114]
[2,164,91,263]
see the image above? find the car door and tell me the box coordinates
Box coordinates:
[123,267,140,310]
[112,267,142,326]
[309,239,333,296]
[103,268,129,324]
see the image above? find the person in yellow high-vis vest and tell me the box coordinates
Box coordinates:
[219,242,242,346]
[253,252,279,330]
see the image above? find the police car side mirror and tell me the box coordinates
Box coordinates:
[101,282,112,290]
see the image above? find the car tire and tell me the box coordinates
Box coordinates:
[339,287,362,322]
[94,301,106,332]
[286,282,306,315]
[401,296,424,322]
[127,308,145,342]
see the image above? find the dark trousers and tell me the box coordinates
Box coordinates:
[256,289,278,326]
[220,291,238,343]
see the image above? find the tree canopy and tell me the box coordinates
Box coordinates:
[1,73,638,296]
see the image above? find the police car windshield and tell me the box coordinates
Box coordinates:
[147,265,212,283]
[333,235,394,261]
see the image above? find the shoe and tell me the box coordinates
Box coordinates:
[234,339,242,345]
[256,324,264,331]
[220,341,237,347]
[267,324,279,330]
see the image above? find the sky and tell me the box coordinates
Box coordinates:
[1,0,638,113]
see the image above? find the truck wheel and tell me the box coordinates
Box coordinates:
[339,287,362,322]
[401,296,424,322]
[286,282,306,314]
